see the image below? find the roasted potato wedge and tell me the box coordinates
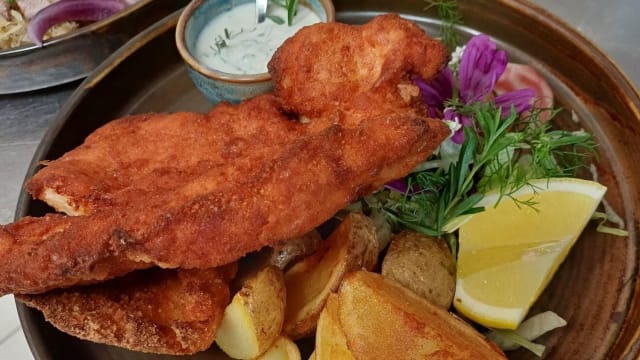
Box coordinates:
[284,213,378,339]
[269,230,322,270]
[216,266,286,359]
[381,231,455,308]
[254,336,301,360]
[233,231,322,292]
[337,271,506,360]
[315,293,356,360]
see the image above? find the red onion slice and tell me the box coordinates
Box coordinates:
[27,0,126,46]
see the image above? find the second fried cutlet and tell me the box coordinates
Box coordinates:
[17,265,236,355]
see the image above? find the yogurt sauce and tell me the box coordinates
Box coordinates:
[194,3,321,75]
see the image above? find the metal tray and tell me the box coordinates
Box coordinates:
[14,0,640,359]
[0,0,190,94]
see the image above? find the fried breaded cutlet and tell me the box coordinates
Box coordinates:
[17,265,236,355]
[0,14,450,296]
[269,14,448,120]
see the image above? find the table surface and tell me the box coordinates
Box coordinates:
[1,1,639,358]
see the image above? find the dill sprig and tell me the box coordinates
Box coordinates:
[477,106,596,199]
[424,0,464,51]
[269,0,299,26]
[210,0,296,53]
[381,104,596,237]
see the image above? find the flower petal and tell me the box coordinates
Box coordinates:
[384,179,420,194]
[384,179,410,193]
[414,68,454,117]
[495,88,536,117]
[495,63,554,122]
[459,34,507,103]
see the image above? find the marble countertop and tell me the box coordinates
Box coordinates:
[0,1,638,358]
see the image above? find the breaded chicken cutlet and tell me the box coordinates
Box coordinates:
[269,14,447,119]
[0,14,450,297]
[17,265,236,355]
[1,97,449,296]
[3,13,450,356]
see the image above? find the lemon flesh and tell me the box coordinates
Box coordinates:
[453,178,606,329]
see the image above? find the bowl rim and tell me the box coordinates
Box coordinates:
[175,0,336,83]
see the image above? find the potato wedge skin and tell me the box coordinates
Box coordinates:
[381,231,455,308]
[269,231,322,270]
[337,271,506,360]
[216,265,286,359]
[242,265,287,345]
[284,213,378,339]
[315,293,356,360]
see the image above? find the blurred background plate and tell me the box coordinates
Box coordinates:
[14,0,640,359]
[0,0,190,94]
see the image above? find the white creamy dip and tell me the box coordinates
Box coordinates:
[194,3,321,74]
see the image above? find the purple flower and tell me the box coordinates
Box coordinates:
[495,88,536,116]
[458,35,507,103]
[415,34,536,143]
[415,68,454,118]
[384,179,420,195]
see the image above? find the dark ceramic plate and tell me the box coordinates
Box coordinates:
[14,0,640,359]
[0,0,190,94]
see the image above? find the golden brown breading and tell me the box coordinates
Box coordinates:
[0,101,449,296]
[268,13,448,120]
[0,212,151,294]
[25,96,307,217]
[17,265,236,355]
[0,15,450,296]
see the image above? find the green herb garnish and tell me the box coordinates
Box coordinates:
[209,35,228,55]
[269,0,299,26]
[380,104,596,237]
[424,0,464,51]
[267,14,285,25]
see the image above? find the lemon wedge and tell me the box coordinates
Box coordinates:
[453,178,606,329]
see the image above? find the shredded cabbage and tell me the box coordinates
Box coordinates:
[0,10,28,49]
[487,311,567,357]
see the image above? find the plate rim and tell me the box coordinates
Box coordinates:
[13,1,640,358]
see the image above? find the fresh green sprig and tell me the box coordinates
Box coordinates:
[424,0,463,51]
[269,0,299,26]
[381,104,597,237]
[385,105,519,235]
[478,106,596,201]
[267,14,285,25]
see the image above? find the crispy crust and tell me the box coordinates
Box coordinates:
[268,13,448,119]
[17,265,236,355]
[0,14,450,296]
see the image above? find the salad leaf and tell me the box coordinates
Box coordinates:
[487,311,567,356]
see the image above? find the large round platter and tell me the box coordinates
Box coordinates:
[14,0,640,359]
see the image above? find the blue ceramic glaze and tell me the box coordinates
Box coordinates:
[184,65,274,104]
[177,0,334,104]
